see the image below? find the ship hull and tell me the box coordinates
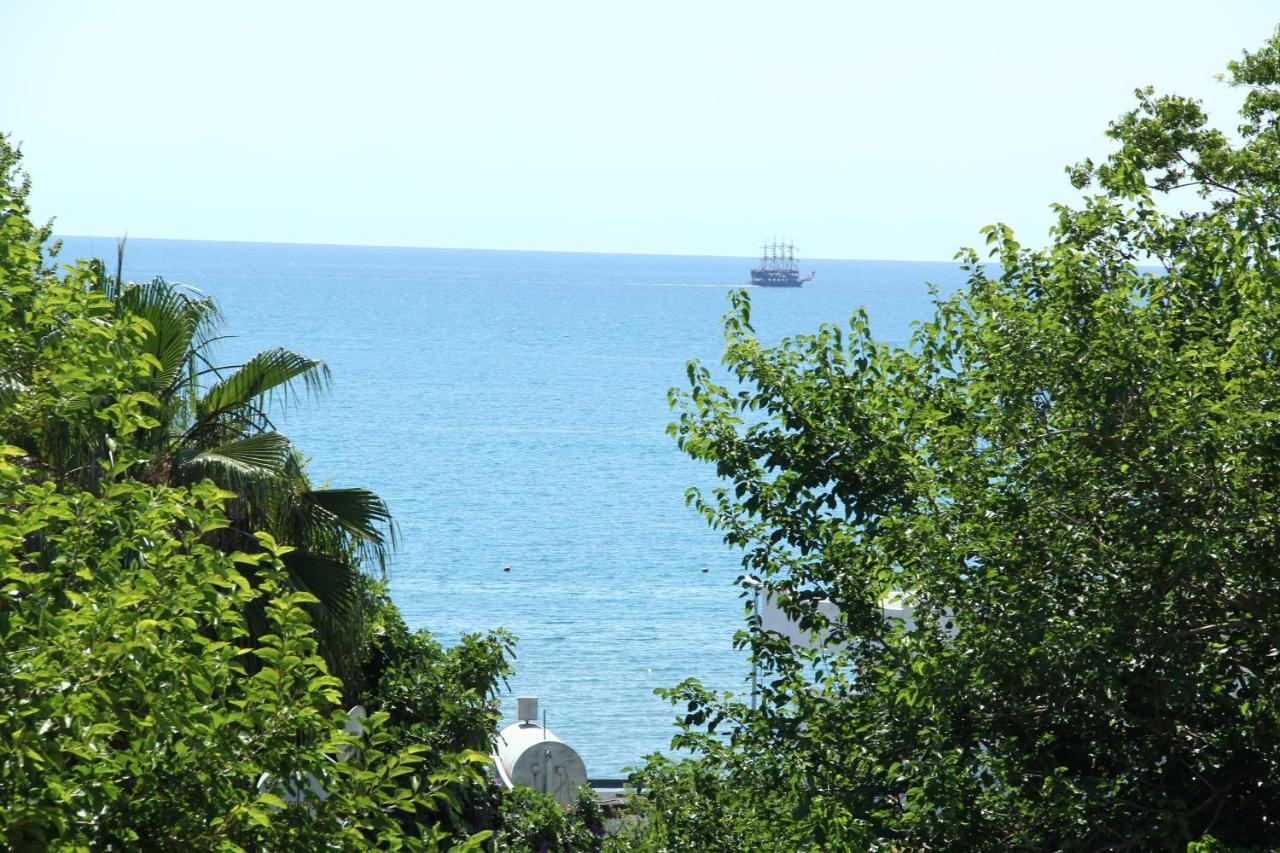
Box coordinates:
[750,270,808,288]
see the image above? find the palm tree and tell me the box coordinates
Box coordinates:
[106,265,394,692]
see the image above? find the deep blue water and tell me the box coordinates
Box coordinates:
[58,236,967,775]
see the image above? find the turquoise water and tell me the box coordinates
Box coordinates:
[59,236,967,775]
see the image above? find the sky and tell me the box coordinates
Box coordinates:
[4,2,1278,261]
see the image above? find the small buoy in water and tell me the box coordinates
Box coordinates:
[503,565,512,572]
[700,567,710,573]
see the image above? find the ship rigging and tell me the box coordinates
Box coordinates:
[749,240,814,288]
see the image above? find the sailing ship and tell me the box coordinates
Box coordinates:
[750,240,814,288]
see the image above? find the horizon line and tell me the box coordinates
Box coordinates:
[53,233,962,266]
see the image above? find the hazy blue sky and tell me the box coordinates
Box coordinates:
[4,2,1277,260]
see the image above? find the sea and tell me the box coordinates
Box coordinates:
[58,236,969,776]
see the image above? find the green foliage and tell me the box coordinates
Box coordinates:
[617,755,815,852]
[0,169,396,693]
[0,235,158,490]
[361,578,514,756]
[356,578,519,841]
[105,272,393,693]
[492,786,607,853]
[639,30,1280,850]
[0,134,505,849]
[0,451,488,849]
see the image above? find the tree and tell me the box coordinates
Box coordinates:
[0,467,486,850]
[0,138,140,489]
[633,30,1280,850]
[0,135,396,693]
[103,271,396,693]
[0,136,513,849]
[0,265,490,850]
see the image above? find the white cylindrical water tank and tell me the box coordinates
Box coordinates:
[493,721,588,806]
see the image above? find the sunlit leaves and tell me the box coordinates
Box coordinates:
[0,134,498,850]
[633,28,1280,851]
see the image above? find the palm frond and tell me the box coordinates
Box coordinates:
[198,348,330,423]
[304,487,396,543]
[281,549,360,616]
[116,278,209,397]
[302,487,397,571]
[174,431,293,490]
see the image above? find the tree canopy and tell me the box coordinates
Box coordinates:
[630,30,1280,851]
[0,137,521,850]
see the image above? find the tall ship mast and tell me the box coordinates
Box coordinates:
[749,240,814,288]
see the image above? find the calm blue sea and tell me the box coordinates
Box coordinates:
[58,236,968,775]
